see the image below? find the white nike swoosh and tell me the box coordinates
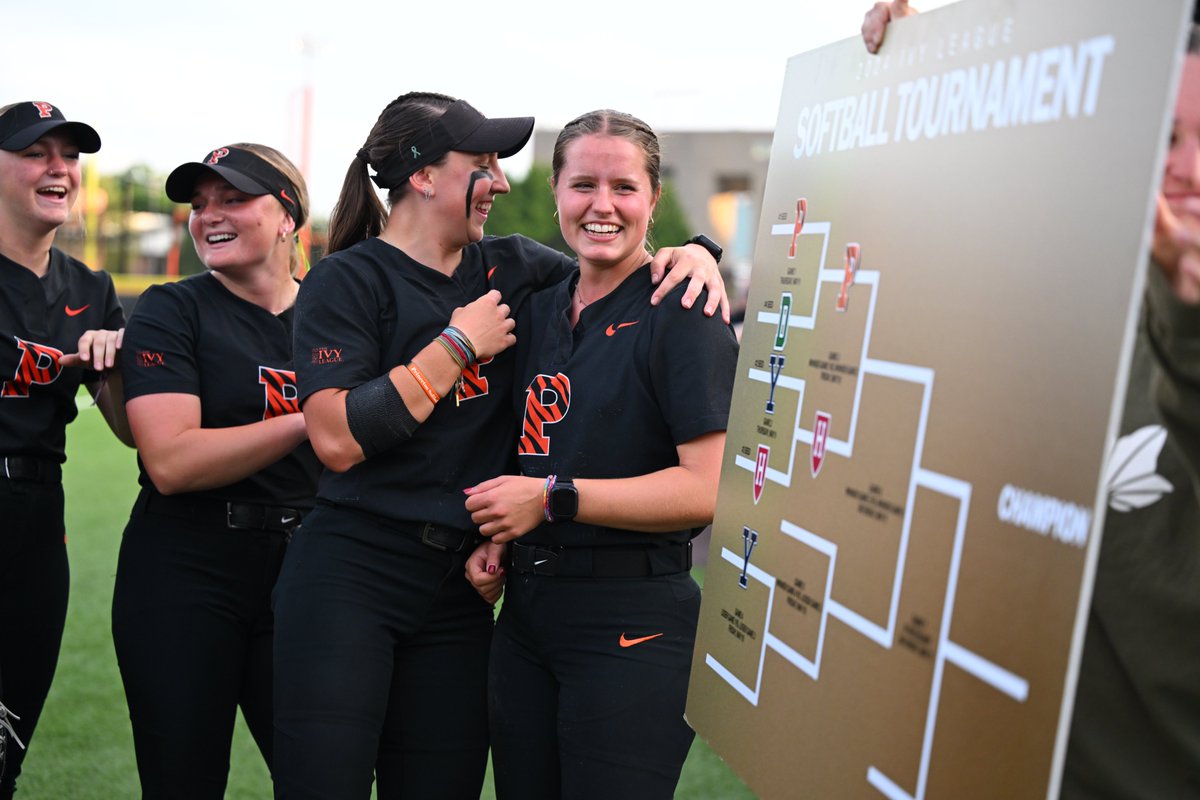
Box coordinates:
[534,558,549,566]
[281,516,297,525]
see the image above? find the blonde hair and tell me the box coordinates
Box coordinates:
[227,142,310,276]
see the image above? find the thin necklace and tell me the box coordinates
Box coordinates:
[575,282,594,308]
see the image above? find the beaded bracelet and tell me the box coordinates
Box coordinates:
[406,360,441,405]
[543,474,557,523]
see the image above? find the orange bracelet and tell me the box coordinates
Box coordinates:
[406,361,441,405]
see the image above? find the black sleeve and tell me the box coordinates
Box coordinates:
[293,255,385,402]
[648,285,740,444]
[121,285,200,400]
[482,235,575,312]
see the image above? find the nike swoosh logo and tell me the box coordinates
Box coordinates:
[488,266,498,280]
[605,321,639,337]
[534,558,549,566]
[279,189,296,205]
[619,632,664,648]
[281,516,297,525]
[65,304,90,317]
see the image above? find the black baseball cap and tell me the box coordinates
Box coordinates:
[370,99,534,189]
[0,101,101,152]
[166,146,302,222]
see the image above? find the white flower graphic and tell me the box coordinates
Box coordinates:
[1105,425,1175,512]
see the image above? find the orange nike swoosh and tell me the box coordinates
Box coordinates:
[487,266,498,280]
[64,304,90,317]
[619,632,664,648]
[279,188,295,205]
[605,321,639,337]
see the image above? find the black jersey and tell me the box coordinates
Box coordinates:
[0,248,125,462]
[294,234,572,528]
[121,272,320,508]
[514,266,739,548]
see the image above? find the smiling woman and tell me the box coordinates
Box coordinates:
[0,100,130,800]
[111,143,320,798]
[271,90,729,800]
[464,109,739,800]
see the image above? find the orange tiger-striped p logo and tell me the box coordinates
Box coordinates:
[455,356,493,403]
[258,366,299,419]
[2,338,64,398]
[518,372,571,456]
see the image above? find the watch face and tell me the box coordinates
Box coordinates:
[550,484,578,519]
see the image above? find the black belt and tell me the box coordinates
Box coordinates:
[1,456,61,483]
[140,491,304,534]
[509,541,692,578]
[388,520,479,553]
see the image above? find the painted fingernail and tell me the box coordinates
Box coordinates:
[487,565,497,574]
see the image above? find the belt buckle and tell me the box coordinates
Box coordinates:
[420,523,457,552]
[227,502,264,531]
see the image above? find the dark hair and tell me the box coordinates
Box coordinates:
[326,92,455,254]
[550,109,662,195]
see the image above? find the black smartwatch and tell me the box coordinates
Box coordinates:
[548,477,578,523]
[684,234,723,264]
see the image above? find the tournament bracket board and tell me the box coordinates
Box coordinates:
[685,1,1192,798]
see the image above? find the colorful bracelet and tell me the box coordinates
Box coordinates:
[441,326,478,366]
[406,360,441,405]
[434,334,468,371]
[543,474,557,523]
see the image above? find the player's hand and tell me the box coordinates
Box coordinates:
[464,474,545,544]
[649,244,731,323]
[449,290,516,360]
[465,540,507,605]
[60,327,124,371]
[863,1,917,54]
[1153,194,1200,304]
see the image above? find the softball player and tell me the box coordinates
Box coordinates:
[272,92,726,799]
[0,101,129,799]
[465,110,739,800]
[111,144,320,797]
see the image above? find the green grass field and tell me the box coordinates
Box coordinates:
[15,402,757,798]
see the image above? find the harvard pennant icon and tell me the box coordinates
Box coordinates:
[811,411,831,478]
[753,444,770,504]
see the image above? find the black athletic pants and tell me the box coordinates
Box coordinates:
[111,490,286,799]
[271,505,494,800]
[0,477,68,800]
[489,569,701,800]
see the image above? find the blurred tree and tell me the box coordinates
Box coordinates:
[99,165,171,214]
